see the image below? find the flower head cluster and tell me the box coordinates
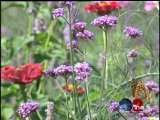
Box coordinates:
[108,102,120,112]
[67,40,79,49]
[45,65,74,79]
[74,62,92,81]
[144,81,159,94]
[76,30,94,40]
[91,15,118,29]
[123,27,143,38]
[72,22,87,32]
[52,8,65,19]
[60,1,76,7]
[84,1,121,15]
[62,84,85,95]
[137,106,159,119]
[127,49,139,58]
[144,1,158,12]
[16,102,40,118]
[1,63,43,84]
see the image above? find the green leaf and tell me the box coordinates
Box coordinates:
[35,33,48,41]
[1,84,20,97]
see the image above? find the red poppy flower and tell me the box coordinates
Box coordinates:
[84,1,121,15]
[1,63,43,84]
[62,84,86,95]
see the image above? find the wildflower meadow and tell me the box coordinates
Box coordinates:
[1,1,159,120]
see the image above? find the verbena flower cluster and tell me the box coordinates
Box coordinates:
[16,102,40,118]
[91,15,118,29]
[123,27,143,38]
[130,106,159,119]
[108,102,120,112]
[74,62,92,81]
[45,62,92,81]
[60,1,76,7]
[52,8,65,19]
[76,30,94,40]
[144,81,159,94]
[45,65,74,79]
[72,22,87,32]
[67,40,79,49]
[127,49,139,58]
[72,22,94,40]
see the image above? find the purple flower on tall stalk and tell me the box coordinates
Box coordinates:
[76,30,94,40]
[91,15,118,29]
[60,1,76,7]
[72,22,87,32]
[137,106,159,118]
[45,65,74,78]
[144,81,158,90]
[44,69,57,78]
[16,102,40,118]
[127,49,139,58]
[123,27,143,38]
[74,62,92,81]
[67,40,79,49]
[52,8,65,19]
[108,102,120,112]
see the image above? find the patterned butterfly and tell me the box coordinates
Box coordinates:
[131,80,152,103]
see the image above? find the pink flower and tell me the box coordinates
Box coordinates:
[144,1,157,12]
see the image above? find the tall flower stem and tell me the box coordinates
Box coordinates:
[100,29,108,105]
[68,7,82,119]
[84,40,91,119]
[44,20,55,51]
[20,84,27,102]
[65,79,69,120]
[85,81,92,120]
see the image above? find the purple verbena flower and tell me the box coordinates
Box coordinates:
[72,22,87,32]
[67,40,79,49]
[44,69,57,78]
[54,65,74,78]
[137,106,159,118]
[52,8,65,19]
[108,102,120,112]
[60,1,76,7]
[151,88,159,94]
[91,15,118,29]
[16,102,40,118]
[138,117,149,120]
[127,49,139,58]
[74,62,92,81]
[76,30,94,40]
[123,27,143,38]
[144,81,158,90]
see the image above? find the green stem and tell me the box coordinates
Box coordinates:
[65,79,69,120]
[85,81,92,120]
[36,111,43,120]
[68,7,82,119]
[20,84,27,102]
[100,29,108,106]
[25,49,29,63]
[59,97,78,120]
[118,111,128,120]
[44,20,55,51]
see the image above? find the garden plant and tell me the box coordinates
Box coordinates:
[1,1,159,120]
